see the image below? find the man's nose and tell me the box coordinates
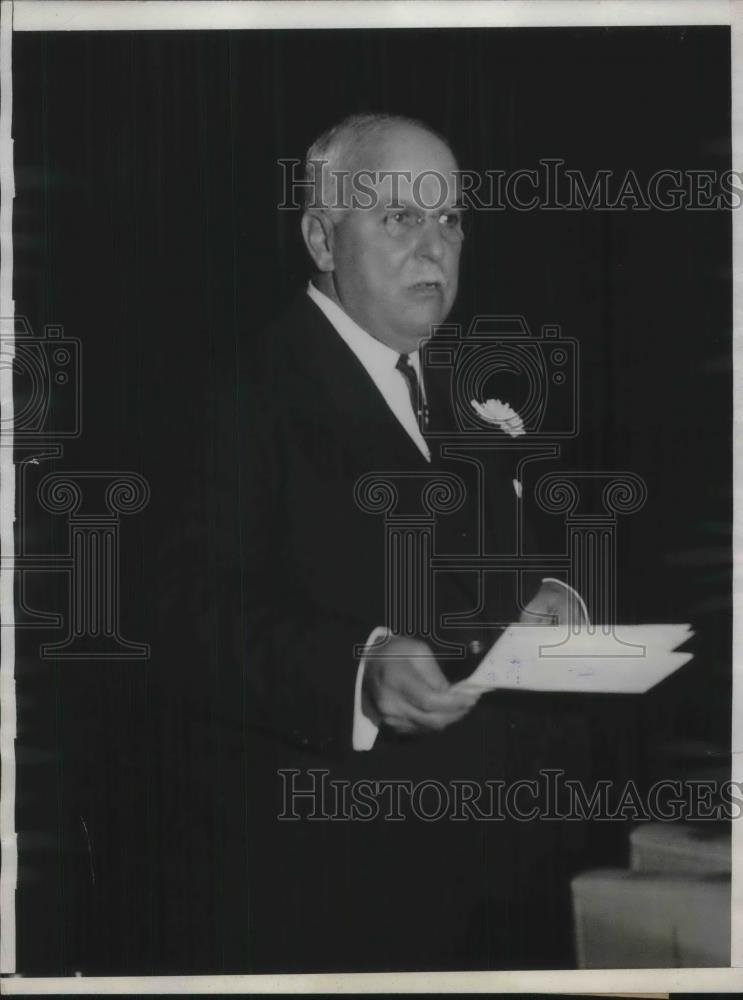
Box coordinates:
[414,216,446,261]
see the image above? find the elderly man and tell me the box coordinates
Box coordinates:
[233,113,588,973]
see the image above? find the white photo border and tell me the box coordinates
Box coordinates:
[1,0,740,993]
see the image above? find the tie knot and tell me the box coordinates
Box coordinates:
[396,353,414,374]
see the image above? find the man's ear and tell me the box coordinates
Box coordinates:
[301,210,336,272]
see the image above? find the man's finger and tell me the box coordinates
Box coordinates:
[395,670,478,714]
[519,601,559,624]
[385,701,474,732]
[383,716,419,735]
[405,650,450,691]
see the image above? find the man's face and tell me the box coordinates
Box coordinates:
[327,126,462,354]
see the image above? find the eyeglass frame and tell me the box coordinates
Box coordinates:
[379,203,467,244]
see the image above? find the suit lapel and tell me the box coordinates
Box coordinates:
[298,295,432,470]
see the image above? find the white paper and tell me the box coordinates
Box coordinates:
[453,624,695,696]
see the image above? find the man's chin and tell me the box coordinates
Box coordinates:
[373,298,453,352]
[395,326,442,354]
[402,303,450,341]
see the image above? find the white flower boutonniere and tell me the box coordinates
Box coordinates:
[471,398,525,437]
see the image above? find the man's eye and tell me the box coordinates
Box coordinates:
[440,211,463,229]
[385,209,418,231]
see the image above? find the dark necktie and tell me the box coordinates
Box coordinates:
[396,353,430,433]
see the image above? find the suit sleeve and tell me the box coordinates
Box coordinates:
[238,376,375,759]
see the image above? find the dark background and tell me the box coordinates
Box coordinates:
[11,27,732,974]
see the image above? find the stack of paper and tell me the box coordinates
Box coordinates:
[453,624,694,696]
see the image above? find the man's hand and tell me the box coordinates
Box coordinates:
[362,636,480,735]
[518,579,585,627]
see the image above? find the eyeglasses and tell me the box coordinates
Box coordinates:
[382,207,466,244]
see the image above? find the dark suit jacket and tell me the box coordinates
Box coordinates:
[153,291,593,974]
[208,292,591,972]
[237,291,528,756]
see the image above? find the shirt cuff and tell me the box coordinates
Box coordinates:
[352,625,389,751]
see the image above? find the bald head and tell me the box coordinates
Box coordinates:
[304,113,458,212]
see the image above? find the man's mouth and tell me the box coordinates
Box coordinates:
[410,280,444,291]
